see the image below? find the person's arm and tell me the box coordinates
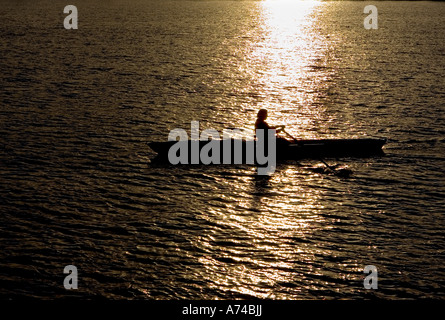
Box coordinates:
[271,124,285,132]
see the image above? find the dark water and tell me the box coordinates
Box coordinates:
[0,0,444,300]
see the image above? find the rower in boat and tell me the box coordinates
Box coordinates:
[255,109,291,148]
[255,109,284,132]
[146,110,386,163]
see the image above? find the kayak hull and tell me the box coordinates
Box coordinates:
[148,138,386,163]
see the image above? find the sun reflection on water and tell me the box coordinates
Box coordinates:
[239,0,332,139]
[194,164,330,298]
[192,1,340,299]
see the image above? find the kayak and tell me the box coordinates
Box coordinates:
[147,137,386,163]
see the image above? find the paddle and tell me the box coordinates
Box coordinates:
[318,158,338,173]
[318,158,352,177]
[280,127,298,144]
[281,129,352,177]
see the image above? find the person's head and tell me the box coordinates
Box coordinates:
[257,109,268,120]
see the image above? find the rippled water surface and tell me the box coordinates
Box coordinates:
[0,0,444,299]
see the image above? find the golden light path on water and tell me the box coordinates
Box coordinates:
[195,166,331,299]
[254,0,328,139]
[191,2,339,298]
[219,0,333,140]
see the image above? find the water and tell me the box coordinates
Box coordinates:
[0,0,444,300]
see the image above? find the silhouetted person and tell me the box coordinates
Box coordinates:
[254,109,290,151]
[255,109,285,133]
